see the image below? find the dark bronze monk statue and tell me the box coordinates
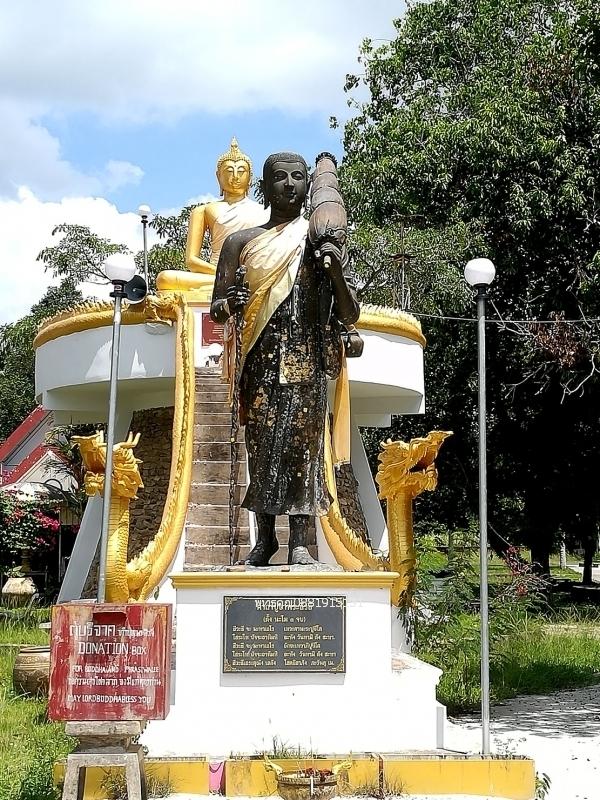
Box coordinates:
[210,152,359,566]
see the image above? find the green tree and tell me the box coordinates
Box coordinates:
[37,208,196,294]
[0,205,197,441]
[36,224,129,284]
[341,0,600,575]
[136,205,200,291]
[0,280,84,441]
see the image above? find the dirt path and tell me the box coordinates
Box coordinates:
[445,684,600,800]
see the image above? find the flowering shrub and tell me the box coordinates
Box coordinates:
[501,544,547,600]
[0,493,60,564]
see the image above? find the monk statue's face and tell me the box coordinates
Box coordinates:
[265,160,307,217]
[217,158,251,199]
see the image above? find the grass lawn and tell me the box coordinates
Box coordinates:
[417,543,600,715]
[436,548,586,586]
[426,615,600,716]
[0,608,73,800]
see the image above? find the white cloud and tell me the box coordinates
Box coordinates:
[0,101,144,201]
[0,189,144,324]
[0,1,401,316]
[0,1,400,201]
[0,1,398,120]
[102,161,144,193]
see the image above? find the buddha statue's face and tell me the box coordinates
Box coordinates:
[217,158,251,199]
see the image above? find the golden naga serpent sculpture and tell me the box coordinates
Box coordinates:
[36,293,195,602]
[376,431,452,606]
[72,431,144,603]
[320,424,451,607]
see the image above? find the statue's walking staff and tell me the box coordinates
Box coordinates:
[229,264,247,564]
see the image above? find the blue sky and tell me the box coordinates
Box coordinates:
[42,109,342,213]
[0,0,403,323]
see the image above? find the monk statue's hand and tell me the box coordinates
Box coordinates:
[210,298,230,323]
[226,283,250,312]
[316,241,343,275]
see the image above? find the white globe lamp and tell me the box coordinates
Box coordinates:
[464,258,496,287]
[104,254,136,284]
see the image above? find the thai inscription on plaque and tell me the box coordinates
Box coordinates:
[201,313,225,346]
[223,595,345,673]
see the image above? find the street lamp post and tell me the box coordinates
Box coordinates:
[137,204,152,288]
[464,257,496,756]
[97,255,137,603]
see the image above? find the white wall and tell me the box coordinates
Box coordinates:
[142,579,442,757]
[36,324,176,419]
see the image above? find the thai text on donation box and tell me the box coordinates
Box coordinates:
[48,602,172,721]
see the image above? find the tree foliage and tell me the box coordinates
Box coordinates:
[0,204,198,441]
[341,0,600,572]
[37,224,129,284]
[0,279,84,441]
[136,205,196,291]
[36,208,195,295]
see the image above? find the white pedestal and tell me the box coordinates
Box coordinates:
[143,572,445,758]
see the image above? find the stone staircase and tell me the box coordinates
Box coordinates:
[185,368,318,568]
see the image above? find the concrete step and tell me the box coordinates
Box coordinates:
[195,412,232,425]
[195,442,246,461]
[185,525,290,547]
[186,503,249,526]
[194,424,244,443]
[186,525,251,546]
[192,460,245,484]
[195,389,230,402]
[190,483,244,505]
[184,543,318,568]
[194,379,226,388]
[195,401,230,414]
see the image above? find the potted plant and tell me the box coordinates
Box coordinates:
[265,758,351,800]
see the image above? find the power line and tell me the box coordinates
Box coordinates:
[412,312,600,325]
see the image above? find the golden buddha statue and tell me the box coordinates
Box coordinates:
[156,138,268,300]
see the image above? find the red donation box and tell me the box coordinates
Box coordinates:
[48,602,172,721]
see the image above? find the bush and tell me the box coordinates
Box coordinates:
[410,530,599,714]
[0,494,60,572]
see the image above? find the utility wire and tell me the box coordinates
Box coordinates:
[412,312,600,325]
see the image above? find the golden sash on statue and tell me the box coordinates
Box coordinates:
[237,216,309,369]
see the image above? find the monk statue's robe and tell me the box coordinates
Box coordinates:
[215,216,359,518]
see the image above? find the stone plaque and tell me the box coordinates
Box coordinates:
[223,595,345,673]
[202,313,225,346]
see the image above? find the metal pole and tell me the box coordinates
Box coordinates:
[477,285,491,755]
[142,217,149,287]
[97,288,123,603]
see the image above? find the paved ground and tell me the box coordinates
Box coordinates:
[445,684,600,800]
[168,683,600,799]
[567,563,600,582]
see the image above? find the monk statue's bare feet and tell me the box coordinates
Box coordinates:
[241,538,278,567]
[289,545,317,566]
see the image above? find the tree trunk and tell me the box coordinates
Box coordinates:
[530,536,551,575]
[582,537,596,586]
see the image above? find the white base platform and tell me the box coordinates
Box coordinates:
[142,572,445,758]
